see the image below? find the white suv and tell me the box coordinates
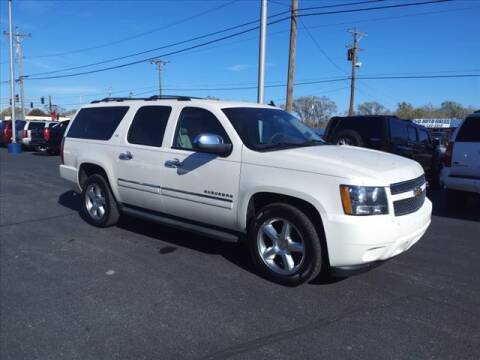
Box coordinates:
[60,96,432,285]
[442,112,480,205]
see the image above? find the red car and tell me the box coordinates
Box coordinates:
[0,120,26,146]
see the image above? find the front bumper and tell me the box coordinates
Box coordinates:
[442,167,479,194]
[324,198,432,269]
[29,139,47,148]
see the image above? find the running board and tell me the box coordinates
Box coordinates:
[122,206,240,243]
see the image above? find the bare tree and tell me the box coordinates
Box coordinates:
[356,101,388,115]
[292,96,337,128]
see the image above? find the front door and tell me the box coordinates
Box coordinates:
[160,106,241,230]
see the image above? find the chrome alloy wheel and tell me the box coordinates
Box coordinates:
[257,218,305,275]
[85,183,106,220]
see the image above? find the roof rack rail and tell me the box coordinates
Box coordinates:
[146,95,203,101]
[90,95,203,104]
[90,97,146,104]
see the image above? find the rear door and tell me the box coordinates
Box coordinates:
[115,105,172,213]
[451,116,480,179]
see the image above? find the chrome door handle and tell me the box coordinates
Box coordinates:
[165,158,182,168]
[119,151,133,160]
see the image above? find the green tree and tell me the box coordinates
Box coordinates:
[28,108,47,116]
[395,102,415,119]
[356,101,388,115]
[292,96,337,128]
[439,101,470,118]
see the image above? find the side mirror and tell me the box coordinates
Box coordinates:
[193,133,232,157]
[432,138,440,147]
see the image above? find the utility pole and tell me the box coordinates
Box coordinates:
[6,0,17,148]
[347,28,366,116]
[151,59,169,97]
[285,0,298,112]
[257,0,267,104]
[4,27,31,120]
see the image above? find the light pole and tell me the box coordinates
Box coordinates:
[7,0,21,153]
[257,0,267,104]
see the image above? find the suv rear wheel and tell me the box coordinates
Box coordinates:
[248,203,323,286]
[333,130,364,147]
[81,174,120,227]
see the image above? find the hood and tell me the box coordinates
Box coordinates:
[243,144,424,186]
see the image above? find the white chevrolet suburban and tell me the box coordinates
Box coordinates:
[60,96,432,285]
[442,112,480,206]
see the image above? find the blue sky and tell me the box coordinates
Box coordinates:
[0,0,479,113]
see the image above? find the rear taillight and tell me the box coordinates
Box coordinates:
[444,141,454,167]
[22,129,28,138]
[60,137,65,164]
[44,128,51,141]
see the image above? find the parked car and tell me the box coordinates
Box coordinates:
[442,112,480,206]
[0,120,26,146]
[60,97,431,285]
[17,121,52,150]
[31,121,69,155]
[324,115,436,180]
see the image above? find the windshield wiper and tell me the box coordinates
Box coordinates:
[298,139,325,147]
[256,142,303,150]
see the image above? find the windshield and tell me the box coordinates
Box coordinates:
[222,107,324,151]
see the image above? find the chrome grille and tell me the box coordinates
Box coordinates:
[393,189,426,216]
[390,175,426,195]
[390,174,426,216]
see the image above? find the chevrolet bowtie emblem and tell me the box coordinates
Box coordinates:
[414,187,422,197]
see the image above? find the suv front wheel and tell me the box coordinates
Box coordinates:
[81,174,120,227]
[248,203,323,286]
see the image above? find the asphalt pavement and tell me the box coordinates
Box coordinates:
[1,148,479,360]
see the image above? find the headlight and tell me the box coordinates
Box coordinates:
[340,185,388,215]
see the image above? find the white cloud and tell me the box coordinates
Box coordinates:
[227,64,250,72]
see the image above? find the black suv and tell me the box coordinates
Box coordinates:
[324,115,438,180]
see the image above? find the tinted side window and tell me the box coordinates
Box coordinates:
[456,117,480,142]
[390,119,408,142]
[28,122,45,130]
[418,129,430,144]
[336,117,384,138]
[173,107,230,150]
[127,106,171,147]
[407,127,417,142]
[67,107,128,140]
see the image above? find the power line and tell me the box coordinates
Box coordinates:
[22,0,239,60]
[20,0,381,64]
[298,18,346,74]
[24,0,449,80]
[24,6,291,78]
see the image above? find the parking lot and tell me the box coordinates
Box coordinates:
[0,147,479,360]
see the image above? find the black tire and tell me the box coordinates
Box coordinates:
[81,174,120,227]
[446,188,470,209]
[247,203,323,286]
[333,130,364,147]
